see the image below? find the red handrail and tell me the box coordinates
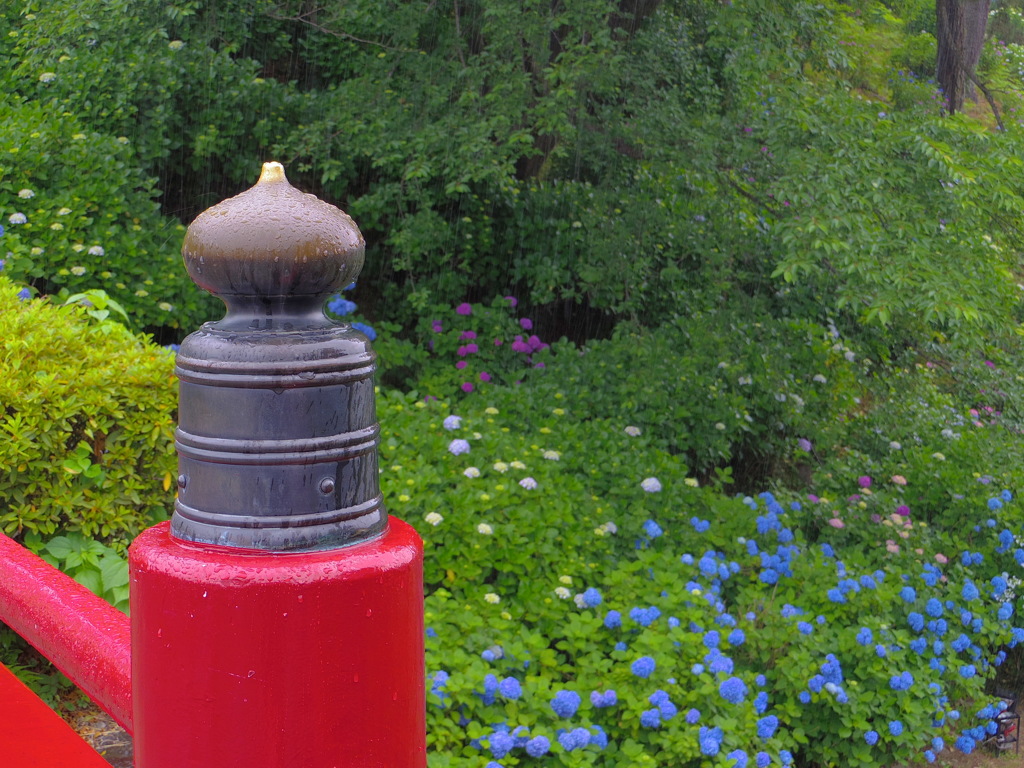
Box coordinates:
[0,532,132,733]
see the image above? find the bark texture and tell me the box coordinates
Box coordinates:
[936,0,990,114]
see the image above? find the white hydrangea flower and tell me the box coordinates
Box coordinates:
[554,587,571,599]
[813,374,827,383]
[559,575,573,585]
[477,523,493,535]
[88,245,104,256]
[603,521,618,534]
[510,460,526,470]
[18,189,34,199]
[889,441,902,451]
[57,207,71,216]
[8,213,26,224]
[573,593,587,608]
[168,40,185,51]
[624,425,641,436]
[463,466,480,478]
[38,73,56,83]
[641,477,662,493]
[424,512,443,526]
[70,266,86,276]
[484,593,500,604]
[542,450,560,461]
[492,461,508,473]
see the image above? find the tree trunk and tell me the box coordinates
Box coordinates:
[936,0,990,114]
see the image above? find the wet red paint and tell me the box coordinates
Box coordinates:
[130,519,425,768]
[0,533,132,732]
[0,663,114,767]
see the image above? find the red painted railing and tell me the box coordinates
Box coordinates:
[0,531,132,733]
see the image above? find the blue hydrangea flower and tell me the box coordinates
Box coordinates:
[992,576,1008,598]
[955,735,975,753]
[756,715,778,740]
[962,581,980,601]
[864,730,878,746]
[498,677,522,700]
[643,519,663,538]
[590,689,617,708]
[727,749,749,768]
[604,610,622,629]
[631,656,656,678]
[558,727,591,751]
[797,621,813,635]
[780,750,793,765]
[889,720,903,737]
[798,691,811,704]
[856,627,872,646]
[629,606,661,626]
[900,586,916,602]
[754,691,769,713]
[686,708,701,724]
[756,751,771,768]
[526,736,550,757]
[908,612,925,632]
[704,630,721,649]
[719,676,748,704]
[490,730,515,759]
[351,322,377,340]
[327,296,357,316]
[581,587,603,607]
[640,708,661,728]
[729,629,746,646]
[699,726,723,756]
[550,689,581,718]
[926,598,943,617]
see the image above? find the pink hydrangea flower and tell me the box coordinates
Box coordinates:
[891,475,907,486]
[935,553,948,564]
[828,518,845,529]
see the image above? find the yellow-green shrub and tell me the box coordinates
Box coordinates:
[0,276,177,543]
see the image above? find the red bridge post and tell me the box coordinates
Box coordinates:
[128,163,425,768]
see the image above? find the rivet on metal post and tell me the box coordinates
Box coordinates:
[170,162,386,551]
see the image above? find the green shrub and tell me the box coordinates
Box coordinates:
[890,31,937,79]
[0,276,177,543]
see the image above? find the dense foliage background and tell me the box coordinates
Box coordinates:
[7,0,1024,765]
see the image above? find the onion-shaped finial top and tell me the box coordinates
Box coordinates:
[182,162,364,325]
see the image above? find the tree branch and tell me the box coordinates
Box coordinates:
[265,7,415,53]
[965,69,1005,131]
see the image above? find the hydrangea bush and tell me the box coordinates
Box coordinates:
[374,383,1024,768]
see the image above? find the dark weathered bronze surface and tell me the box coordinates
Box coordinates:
[170,162,386,551]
